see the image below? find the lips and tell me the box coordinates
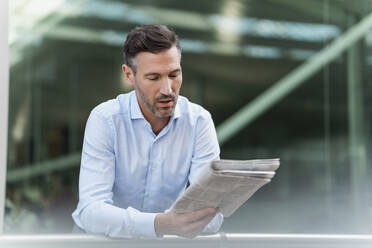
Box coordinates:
[157,99,173,108]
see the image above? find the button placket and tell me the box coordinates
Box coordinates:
[145,140,157,204]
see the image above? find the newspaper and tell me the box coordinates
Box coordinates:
[170,159,280,217]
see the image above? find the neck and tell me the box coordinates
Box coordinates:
[136,98,170,135]
[149,117,170,135]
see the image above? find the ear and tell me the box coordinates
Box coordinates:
[122,64,135,86]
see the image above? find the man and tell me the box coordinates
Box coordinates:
[72,24,223,238]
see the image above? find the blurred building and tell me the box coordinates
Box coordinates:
[3,0,372,234]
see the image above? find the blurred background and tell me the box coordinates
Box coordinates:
[5,0,372,234]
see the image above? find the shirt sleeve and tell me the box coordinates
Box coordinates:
[188,109,224,233]
[72,108,159,238]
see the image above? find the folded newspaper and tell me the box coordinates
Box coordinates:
[170,159,280,217]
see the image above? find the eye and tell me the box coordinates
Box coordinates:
[148,77,159,81]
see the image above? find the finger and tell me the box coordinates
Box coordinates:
[185,212,216,232]
[184,207,217,223]
[179,213,217,238]
[181,214,216,238]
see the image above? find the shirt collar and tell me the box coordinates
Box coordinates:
[130,91,182,120]
[130,91,144,120]
[172,100,181,120]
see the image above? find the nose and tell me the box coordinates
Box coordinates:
[159,77,172,95]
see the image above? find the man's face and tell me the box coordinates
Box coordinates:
[123,46,182,119]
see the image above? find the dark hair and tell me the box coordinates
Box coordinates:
[123,24,181,73]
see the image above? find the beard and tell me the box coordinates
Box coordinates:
[134,83,177,118]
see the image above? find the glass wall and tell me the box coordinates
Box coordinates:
[5,0,372,234]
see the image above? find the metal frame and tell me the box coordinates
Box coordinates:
[217,11,372,145]
[6,153,81,183]
[0,0,9,234]
[347,16,368,230]
[0,233,372,248]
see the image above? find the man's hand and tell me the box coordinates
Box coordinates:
[154,208,217,238]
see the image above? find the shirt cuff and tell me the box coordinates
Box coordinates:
[202,212,224,234]
[131,211,159,238]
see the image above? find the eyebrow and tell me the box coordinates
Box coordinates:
[144,69,181,77]
[144,72,160,77]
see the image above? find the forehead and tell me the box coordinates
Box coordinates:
[134,46,181,74]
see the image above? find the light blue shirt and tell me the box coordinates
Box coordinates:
[72,91,223,238]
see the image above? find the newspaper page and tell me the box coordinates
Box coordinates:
[170,159,280,217]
